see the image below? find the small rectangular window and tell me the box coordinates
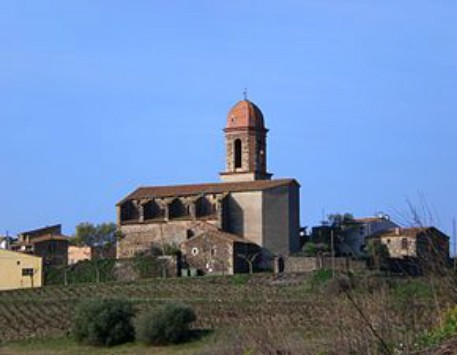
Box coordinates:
[22,268,34,276]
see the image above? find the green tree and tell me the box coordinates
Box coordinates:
[302,242,329,257]
[72,222,121,283]
[328,213,355,227]
[366,238,390,271]
[73,222,119,247]
[325,213,359,256]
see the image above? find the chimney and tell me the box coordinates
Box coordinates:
[395,228,400,235]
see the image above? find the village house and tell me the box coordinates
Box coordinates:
[68,244,117,265]
[337,215,399,257]
[68,245,91,265]
[117,98,301,273]
[180,227,261,275]
[368,227,450,264]
[0,249,42,291]
[365,227,450,276]
[308,214,399,258]
[11,225,70,266]
[0,235,14,250]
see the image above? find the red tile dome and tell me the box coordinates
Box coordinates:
[226,100,265,130]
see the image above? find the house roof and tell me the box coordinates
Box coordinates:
[368,227,450,239]
[118,178,298,205]
[354,217,385,223]
[13,234,71,246]
[0,248,43,260]
[19,224,62,238]
[31,234,71,243]
[182,229,258,246]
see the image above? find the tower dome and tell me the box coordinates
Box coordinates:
[220,98,272,182]
[226,100,265,130]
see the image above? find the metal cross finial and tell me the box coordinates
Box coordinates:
[243,88,248,100]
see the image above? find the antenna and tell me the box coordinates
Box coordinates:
[321,208,328,225]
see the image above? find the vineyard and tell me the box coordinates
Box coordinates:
[0,273,451,354]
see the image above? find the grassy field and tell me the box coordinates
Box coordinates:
[0,336,207,355]
[0,272,453,354]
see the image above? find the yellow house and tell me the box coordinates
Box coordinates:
[0,249,43,291]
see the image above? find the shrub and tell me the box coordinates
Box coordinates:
[311,268,333,287]
[72,299,135,346]
[392,279,433,301]
[302,242,329,257]
[44,259,116,286]
[418,306,457,349]
[133,255,166,279]
[136,303,197,345]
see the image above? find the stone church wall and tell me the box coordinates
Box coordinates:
[263,183,300,256]
[288,183,301,253]
[117,220,218,259]
[226,191,263,246]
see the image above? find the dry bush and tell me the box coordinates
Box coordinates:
[324,275,448,354]
[199,326,318,355]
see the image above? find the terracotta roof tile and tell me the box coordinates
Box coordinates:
[118,178,297,205]
[369,227,449,239]
[19,224,62,237]
[182,229,257,245]
[31,234,71,243]
[226,100,265,130]
[354,217,385,223]
[14,234,71,246]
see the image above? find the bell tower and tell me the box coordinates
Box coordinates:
[220,98,272,182]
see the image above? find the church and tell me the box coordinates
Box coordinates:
[116,98,301,274]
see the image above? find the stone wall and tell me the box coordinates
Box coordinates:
[263,182,300,256]
[181,235,234,275]
[224,131,264,174]
[117,220,218,259]
[114,256,179,282]
[380,236,417,258]
[277,256,366,274]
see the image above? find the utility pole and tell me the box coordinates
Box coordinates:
[331,229,335,277]
[453,218,456,272]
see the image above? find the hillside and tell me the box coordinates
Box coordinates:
[0,272,452,354]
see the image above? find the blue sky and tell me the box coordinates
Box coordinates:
[0,1,456,239]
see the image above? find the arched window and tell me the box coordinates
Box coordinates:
[169,199,188,219]
[120,201,139,222]
[234,139,242,169]
[196,196,212,218]
[143,200,164,220]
